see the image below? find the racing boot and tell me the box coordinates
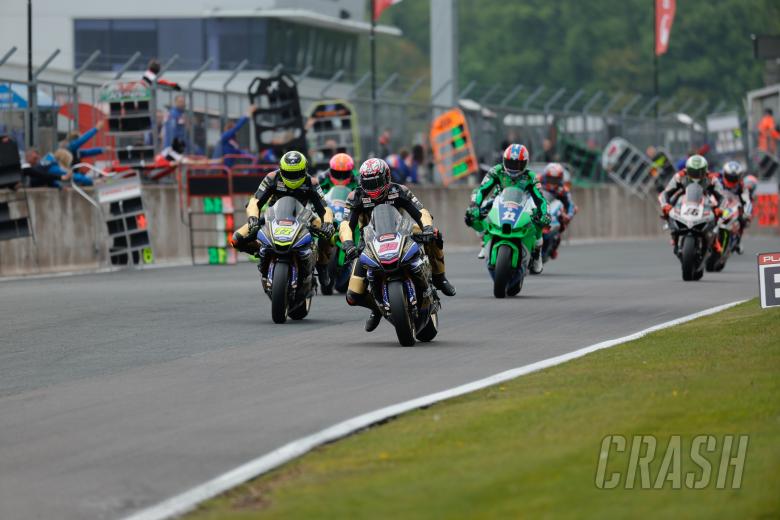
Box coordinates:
[477,245,486,259]
[365,310,382,332]
[529,246,544,274]
[432,273,457,296]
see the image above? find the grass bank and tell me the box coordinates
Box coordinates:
[190,300,780,519]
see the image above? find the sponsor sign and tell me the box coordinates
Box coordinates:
[96,177,143,204]
[758,252,780,308]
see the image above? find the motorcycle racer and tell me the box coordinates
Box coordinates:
[339,158,456,332]
[712,161,752,254]
[541,163,577,226]
[659,155,727,218]
[464,144,551,274]
[231,150,335,286]
[317,152,359,192]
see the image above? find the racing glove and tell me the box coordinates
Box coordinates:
[662,204,672,217]
[319,222,335,238]
[342,240,359,262]
[713,207,723,218]
[247,216,260,232]
[464,204,479,227]
[418,225,435,243]
[532,211,551,227]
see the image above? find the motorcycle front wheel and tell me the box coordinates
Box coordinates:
[680,236,699,282]
[388,280,415,346]
[271,262,290,323]
[493,245,513,298]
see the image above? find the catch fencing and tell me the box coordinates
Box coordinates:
[0,47,739,185]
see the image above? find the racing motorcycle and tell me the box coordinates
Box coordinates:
[481,187,539,298]
[541,191,565,264]
[256,197,318,323]
[705,191,741,273]
[666,183,718,281]
[359,204,440,347]
[322,185,358,295]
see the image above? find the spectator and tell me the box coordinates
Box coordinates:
[21,147,67,188]
[142,59,181,91]
[38,148,93,187]
[758,108,780,155]
[378,128,392,157]
[213,105,256,167]
[411,144,426,183]
[64,120,111,162]
[386,148,417,184]
[542,138,557,162]
[163,95,189,151]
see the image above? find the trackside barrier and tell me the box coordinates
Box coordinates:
[181,163,275,265]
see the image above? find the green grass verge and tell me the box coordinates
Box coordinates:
[189,300,780,520]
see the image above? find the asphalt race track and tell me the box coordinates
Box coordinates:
[0,237,773,520]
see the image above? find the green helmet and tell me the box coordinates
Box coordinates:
[279,151,308,189]
[685,155,708,183]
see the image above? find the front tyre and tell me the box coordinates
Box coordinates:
[493,245,513,298]
[271,262,290,323]
[680,236,698,282]
[388,280,415,346]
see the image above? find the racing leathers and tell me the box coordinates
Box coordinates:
[339,183,452,319]
[658,170,727,215]
[465,164,550,273]
[317,169,359,193]
[231,171,334,270]
[710,172,752,253]
[546,185,577,231]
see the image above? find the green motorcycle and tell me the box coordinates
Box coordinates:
[481,187,539,298]
[323,185,360,294]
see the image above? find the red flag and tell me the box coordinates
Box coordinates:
[655,0,676,56]
[373,0,402,21]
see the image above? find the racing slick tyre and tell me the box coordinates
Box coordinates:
[680,236,698,282]
[388,280,415,347]
[493,245,513,298]
[271,262,290,323]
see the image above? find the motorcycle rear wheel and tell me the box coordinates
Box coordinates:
[388,280,415,346]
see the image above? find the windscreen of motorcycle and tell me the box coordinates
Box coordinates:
[326,186,351,221]
[496,187,532,227]
[268,197,304,244]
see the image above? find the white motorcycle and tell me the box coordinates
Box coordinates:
[667,183,718,281]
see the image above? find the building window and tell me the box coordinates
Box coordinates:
[158,19,205,70]
[74,17,354,74]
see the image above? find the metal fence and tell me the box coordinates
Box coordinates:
[1,47,731,184]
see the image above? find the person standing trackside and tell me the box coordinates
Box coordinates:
[163,95,189,152]
[758,108,780,156]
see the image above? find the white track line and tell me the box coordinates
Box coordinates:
[124,299,746,520]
